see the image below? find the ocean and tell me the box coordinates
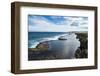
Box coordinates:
[28,32,81,60]
[28,32,67,48]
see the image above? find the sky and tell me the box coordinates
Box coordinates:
[28,15,88,32]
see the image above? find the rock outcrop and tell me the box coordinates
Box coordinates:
[75,33,88,58]
[58,36,67,40]
[36,42,49,51]
[29,41,49,51]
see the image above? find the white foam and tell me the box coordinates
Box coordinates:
[29,42,39,48]
[29,34,69,48]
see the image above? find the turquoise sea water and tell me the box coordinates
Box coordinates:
[28,32,80,60]
[28,32,67,48]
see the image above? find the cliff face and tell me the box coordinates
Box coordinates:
[75,33,88,58]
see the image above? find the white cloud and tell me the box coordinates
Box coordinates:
[29,16,88,32]
[29,16,52,27]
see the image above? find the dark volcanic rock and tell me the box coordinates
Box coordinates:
[58,36,67,40]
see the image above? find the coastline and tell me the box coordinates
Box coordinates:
[28,32,88,60]
[28,33,68,48]
[75,32,88,58]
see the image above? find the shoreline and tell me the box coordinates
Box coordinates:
[29,33,68,48]
[75,32,88,58]
[28,32,88,60]
[28,33,71,50]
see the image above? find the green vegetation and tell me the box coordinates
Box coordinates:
[75,33,88,58]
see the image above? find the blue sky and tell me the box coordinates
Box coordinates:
[28,15,88,32]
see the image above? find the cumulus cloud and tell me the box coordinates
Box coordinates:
[28,15,88,32]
